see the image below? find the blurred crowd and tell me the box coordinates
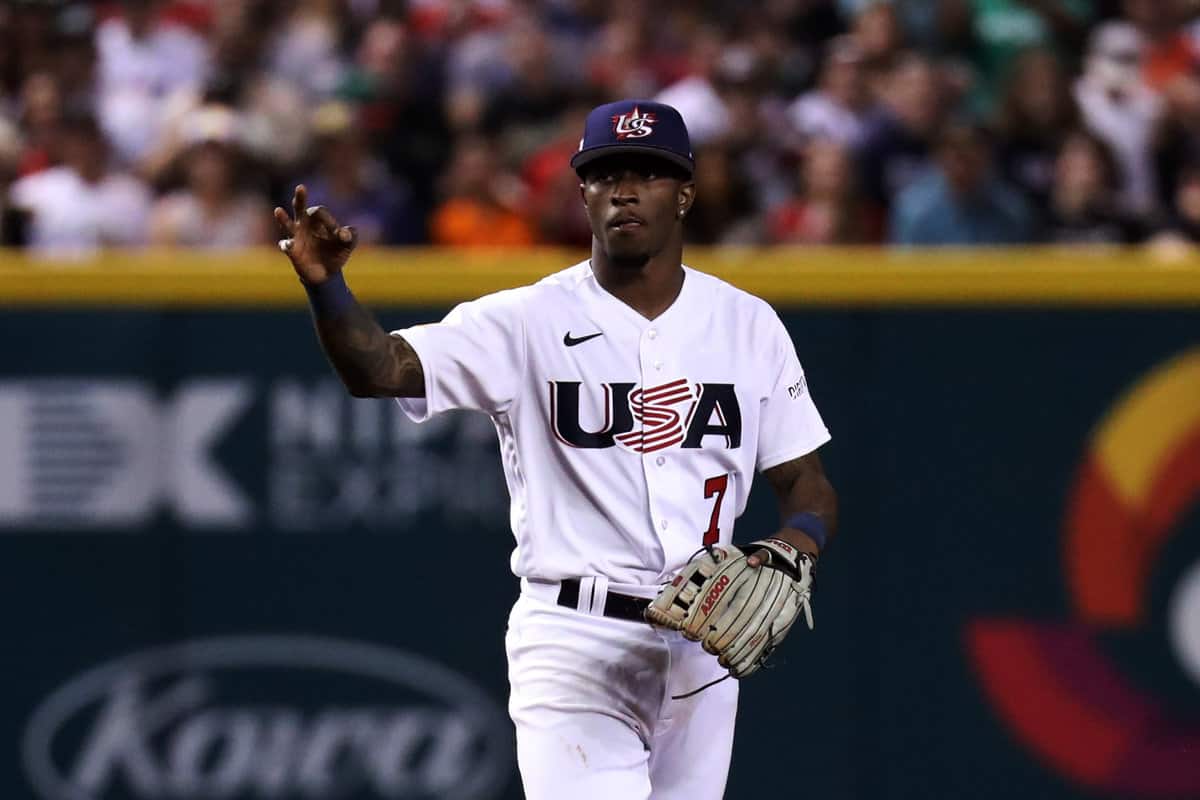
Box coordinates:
[1,0,1199,255]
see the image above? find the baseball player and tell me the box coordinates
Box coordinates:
[275,99,838,800]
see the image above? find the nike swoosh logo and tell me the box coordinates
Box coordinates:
[563,331,604,347]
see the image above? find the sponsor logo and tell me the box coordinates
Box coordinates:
[786,376,808,400]
[0,379,253,528]
[0,377,508,533]
[611,106,656,140]
[268,379,506,531]
[563,331,604,347]
[549,380,742,453]
[966,348,1200,798]
[700,575,731,615]
[23,636,512,800]
[766,538,795,555]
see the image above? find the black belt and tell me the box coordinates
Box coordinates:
[557,578,651,623]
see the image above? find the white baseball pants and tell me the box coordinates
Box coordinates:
[506,579,740,800]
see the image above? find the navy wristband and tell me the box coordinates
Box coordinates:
[303,272,356,319]
[783,512,827,551]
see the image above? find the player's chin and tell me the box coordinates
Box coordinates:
[602,234,655,266]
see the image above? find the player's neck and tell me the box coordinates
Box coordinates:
[590,245,685,321]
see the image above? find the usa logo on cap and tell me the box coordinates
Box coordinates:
[570,99,694,177]
[611,106,656,140]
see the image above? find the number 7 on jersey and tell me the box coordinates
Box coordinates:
[702,474,729,545]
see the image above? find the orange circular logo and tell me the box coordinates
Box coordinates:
[967,348,1200,797]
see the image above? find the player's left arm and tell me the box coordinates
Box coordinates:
[751,450,838,568]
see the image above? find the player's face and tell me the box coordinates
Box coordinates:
[580,155,695,266]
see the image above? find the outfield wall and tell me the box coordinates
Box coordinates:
[1,247,1198,800]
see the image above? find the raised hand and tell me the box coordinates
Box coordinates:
[274,184,357,285]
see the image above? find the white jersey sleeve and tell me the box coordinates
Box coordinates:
[391,288,527,421]
[755,312,831,471]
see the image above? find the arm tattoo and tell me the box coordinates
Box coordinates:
[764,458,807,498]
[763,452,839,539]
[312,300,425,397]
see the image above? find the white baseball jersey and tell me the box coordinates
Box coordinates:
[394,261,830,585]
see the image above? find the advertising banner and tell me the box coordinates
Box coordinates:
[1,305,1197,800]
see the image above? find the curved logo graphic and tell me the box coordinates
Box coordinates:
[966,349,1200,797]
[23,636,512,800]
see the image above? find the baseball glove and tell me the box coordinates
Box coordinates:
[645,539,814,678]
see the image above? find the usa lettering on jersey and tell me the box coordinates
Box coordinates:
[392,261,831,584]
[549,379,742,452]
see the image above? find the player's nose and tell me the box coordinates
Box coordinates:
[610,172,641,204]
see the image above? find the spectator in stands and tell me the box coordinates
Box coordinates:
[53,3,99,117]
[837,0,945,55]
[1,2,59,111]
[661,38,794,211]
[851,2,903,103]
[1150,165,1200,246]
[1122,0,1199,92]
[264,0,351,101]
[0,115,26,245]
[13,71,62,178]
[655,26,730,148]
[522,102,596,247]
[786,35,874,149]
[713,46,799,211]
[202,2,311,176]
[96,0,210,166]
[940,0,1093,116]
[482,13,575,166]
[3,0,1197,254]
[1044,128,1145,243]
[0,5,18,109]
[1074,21,1163,219]
[147,106,271,248]
[994,48,1080,212]
[7,110,151,255]
[429,134,536,247]
[440,2,530,133]
[890,120,1032,245]
[291,101,423,246]
[585,3,684,102]
[770,138,881,244]
[856,53,946,212]
[683,144,762,245]
[353,16,451,226]
[740,0,846,96]
[1154,73,1200,215]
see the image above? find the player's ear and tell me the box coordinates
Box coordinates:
[677,181,696,219]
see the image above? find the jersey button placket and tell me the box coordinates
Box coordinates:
[641,327,670,537]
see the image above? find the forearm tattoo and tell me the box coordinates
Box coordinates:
[313,302,425,397]
[764,453,838,537]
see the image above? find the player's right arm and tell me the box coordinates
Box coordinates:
[274,184,425,398]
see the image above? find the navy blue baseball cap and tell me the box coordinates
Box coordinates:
[570,100,694,178]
